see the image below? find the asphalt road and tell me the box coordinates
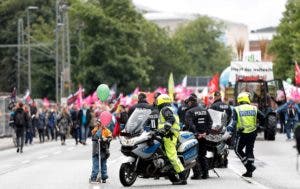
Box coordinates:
[0,133,299,189]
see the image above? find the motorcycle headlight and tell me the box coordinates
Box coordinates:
[120,136,136,146]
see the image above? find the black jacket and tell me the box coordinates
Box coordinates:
[178,104,189,124]
[185,105,212,135]
[13,108,29,128]
[210,99,232,125]
[77,109,91,127]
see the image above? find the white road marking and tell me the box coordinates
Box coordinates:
[53,151,62,155]
[37,155,49,159]
[21,160,31,164]
[228,165,271,189]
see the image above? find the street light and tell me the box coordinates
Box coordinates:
[27,6,38,93]
[55,22,63,103]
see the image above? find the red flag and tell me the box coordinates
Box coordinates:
[295,62,300,86]
[207,74,219,93]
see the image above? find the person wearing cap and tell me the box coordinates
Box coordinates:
[210,91,232,126]
[185,95,212,179]
[224,92,265,177]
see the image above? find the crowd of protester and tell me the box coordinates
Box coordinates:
[8,90,300,155]
[9,98,128,153]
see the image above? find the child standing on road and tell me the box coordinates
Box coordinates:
[89,118,112,183]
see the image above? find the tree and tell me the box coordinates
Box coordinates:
[269,0,300,80]
[70,0,152,94]
[173,16,231,76]
[0,0,56,99]
[139,21,189,88]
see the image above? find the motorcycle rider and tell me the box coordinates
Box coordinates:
[156,94,187,185]
[210,91,232,125]
[185,95,212,179]
[224,92,265,177]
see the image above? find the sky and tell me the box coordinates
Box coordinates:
[133,0,288,30]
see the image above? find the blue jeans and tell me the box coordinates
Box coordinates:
[74,127,80,143]
[47,127,54,140]
[25,130,33,144]
[80,125,90,143]
[91,155,108,180]
[286,119,295,139]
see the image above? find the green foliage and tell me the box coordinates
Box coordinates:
[139,21,189,88]
[70,0,152,94]
[0,0,56,98]
[269,0,300,80]
[173,16,231,76]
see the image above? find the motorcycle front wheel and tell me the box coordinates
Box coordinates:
[119,163,138,187]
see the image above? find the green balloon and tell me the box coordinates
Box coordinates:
[97,84,110,102]
[286,78,292,84]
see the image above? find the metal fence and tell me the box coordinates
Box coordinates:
[0,96,13,137]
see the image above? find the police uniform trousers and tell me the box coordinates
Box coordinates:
[193,138,209,176]
[235,131,257,170]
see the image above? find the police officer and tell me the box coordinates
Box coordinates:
[156,94,187,185]
[178,99,189,129]
[225,92,265,177]
[210,91,232,125]
[185,96,212,179]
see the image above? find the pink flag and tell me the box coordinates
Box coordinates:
[133,87,140,95]
[91,92,98,103]
[43,98,50,108]
[84,95,93,106]
[155,87,167,94]
[295,62,300,86]
[76,86,83,108]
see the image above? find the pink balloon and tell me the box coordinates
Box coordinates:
[100,111,112,127]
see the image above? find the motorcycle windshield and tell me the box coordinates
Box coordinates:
[124,108,152,136]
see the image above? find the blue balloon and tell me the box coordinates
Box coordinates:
[219,66,231,87]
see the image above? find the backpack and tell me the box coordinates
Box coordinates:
[15,111,25,127]
[48,112,55,127]
[287,105,296,119]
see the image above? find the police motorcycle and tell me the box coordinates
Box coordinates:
[119,108,199,187]
[205,109,229,170]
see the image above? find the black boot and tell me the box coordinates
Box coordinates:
[172,172,187,185]
[246,162,256,173]
[191,174,201,180]
[242,171,252,177]
[201,171,209,179]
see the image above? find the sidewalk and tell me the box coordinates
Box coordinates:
[0,137,14,151]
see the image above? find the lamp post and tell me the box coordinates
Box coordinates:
[55,23,63,103]
[56,0,71,102]
[17,19,23,95]
[59,3,70,99]
[27,6,38,93]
